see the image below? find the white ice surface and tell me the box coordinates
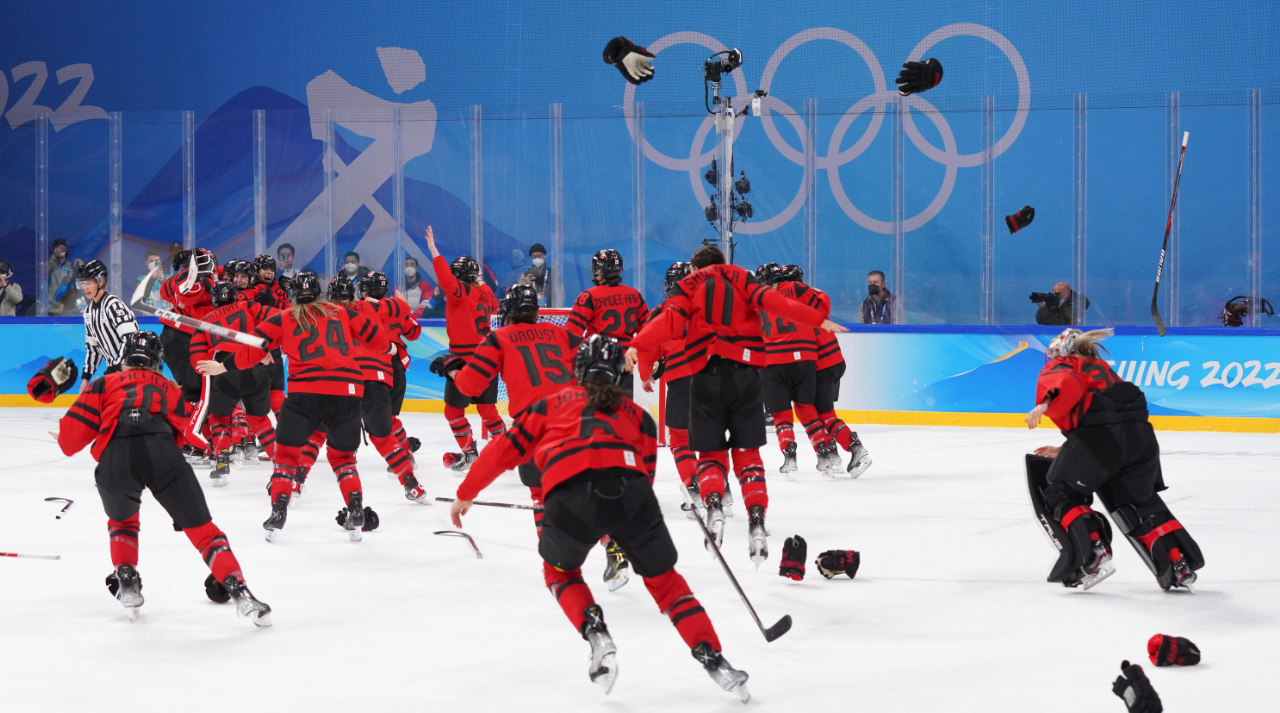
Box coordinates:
[2,408,1275,711]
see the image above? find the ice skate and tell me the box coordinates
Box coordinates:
[291,465,309,502]
[182,445,206,464]
[1074,542,1116,591]
[581,605,618,694]
[722,481,734,518]
[603,538,630,592]
[402,474,430,504]
[444,448,478,475]
[1165,555,1198,593]
[748,505,768,569]
[692,642,750,703]
[221,577,272,627]
[209,451,231,486]
[846,434,872,478]
[779,442,798,479]
[681,478,702,520]
[263,493,288,542]
[704,492,726,551]
[818,441,843,474]
[344,492,366,541]
[240,442,259,464]
[107,564,144,622]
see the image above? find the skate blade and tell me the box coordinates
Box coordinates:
[127,606,141,623]
[591,653,618,695]
[209,474,229,487]
[348,528,363,542]
[1080,561,1117,591]
[849,454,872,478]
[606,571,629,592]
[733,681,751,704]
[238,602,273,627]
[264,529,279,543]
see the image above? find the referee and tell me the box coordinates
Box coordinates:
[77,260,139,391]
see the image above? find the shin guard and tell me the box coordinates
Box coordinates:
[696,451,730,503]
[1101,491,1205,591]
[773,409,796,452]
[183,521,244,584]
[1027,455,1114,588]
[821,411,854,452]
[668,427,698,487]
[246,414,276,459]
[444,406,476,452]
[476,404,506,439]
[208,415,233,457]
[370,433,414,483]
[544,563,595,635]
[300,430,327,470]
[328,448,363,501]
[796,403,832,451]
[644,568,721,651]
[732,448,768,511]
[107,513,140,567]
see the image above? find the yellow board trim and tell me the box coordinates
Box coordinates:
[5,395,1272,433]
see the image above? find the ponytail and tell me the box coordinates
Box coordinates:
[1072,328,1114,358]
[582,381,626,411]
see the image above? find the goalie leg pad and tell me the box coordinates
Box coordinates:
[1026,454,1114,588]
[1101,490,1204,591]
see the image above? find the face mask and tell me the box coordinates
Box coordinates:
[867,284,881,296]
[344,263,358,275]
[531,258,545,268]
[405,267,417,278]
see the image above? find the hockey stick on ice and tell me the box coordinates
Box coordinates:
[434,530,484,559]
[44,497,73,519]
[1,552,60,560]
[434,496,536,511]
[680,485,792,642]
[1151,131,1188,337]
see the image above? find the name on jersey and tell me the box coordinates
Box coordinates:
[508,326,562,344]
[591,293,643,308]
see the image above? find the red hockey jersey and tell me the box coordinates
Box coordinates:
[240,281,289,309]
[345,301,396,382]
[158,271,215,333]
[188,301,278,369]
[458,387,658,501]
[632,264,827,371]
[433,255,500,358]
[369,295,422,369]
[58,369,190,461]
[234,304,389,397]
[1037,356,1149,431]
[565,284,649,349]
[633,303,694,382]
[759,280,830,365]
[454,321,583,417]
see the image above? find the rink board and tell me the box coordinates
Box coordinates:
[0,319,1275,431]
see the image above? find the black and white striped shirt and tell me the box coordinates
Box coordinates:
[83,293,139,380]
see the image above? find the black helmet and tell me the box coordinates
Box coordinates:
[664,262,692,296]
[76,259,108,285]
[573,335,627,387]
[778,264,803,283]
[253,254,277,275]
[450,256,480,282]
[590,249,623,284]
[500,284,540,324]
[223,259,252,284]
[172,249,193,272]
[210,280,239,307]
[328,275,355,303]
[362,271,389,299]
[122,331,164,369]
[292,270,322,304]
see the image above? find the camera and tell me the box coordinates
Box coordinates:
[1029,291,1060,308]
[703,49,743,83]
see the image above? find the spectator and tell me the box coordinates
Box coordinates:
[135,248,170,309]
[276,242,298,279]
[397,257,429,314]
[45,238,84,316]
[525,242,548,302]
[861,270,893,324]
[0,260,23,317]
[500,248,528,292]
[340,251,370,299]
[1035,281,1090,326]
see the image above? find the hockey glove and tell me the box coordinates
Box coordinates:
[1148,634,1200,667]
[779,535,807,581]
[603,36,655,85]
[650,355,667,381]
[1005,205,1036,233]
[28,357,79,403]
[429,354,466,377]
[815,549,860,579]
[1112,660,1162,712]
[255,288,276,307]
[204,573,231,604]
[407,436,422,453]
[335,506,380,532]
[896,58,943,96]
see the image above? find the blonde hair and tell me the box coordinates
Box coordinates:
[1071,328,1114,358]
[291,301,339,331]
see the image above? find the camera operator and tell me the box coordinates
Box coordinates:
[0,260,24,316]
[1033,281,1089,326]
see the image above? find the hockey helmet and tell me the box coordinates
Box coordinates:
[754,262,781,286]
[122,331,164,370]
[778,264,803,283]
[210,280,239,307]
[450,256,480,282]
[1045,328,1083,361]
[192,248,218,276]
[500,284,540,324]
[292,270,322,304]
[574,335,627,387]
[590,249,624,283]
[664,262,692,296]
[327,276,356,303]
[76,259,108,286]
[362,271,389,299]
[253,254,277,278]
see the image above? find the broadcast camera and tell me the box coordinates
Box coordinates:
[1029,291,1060,308]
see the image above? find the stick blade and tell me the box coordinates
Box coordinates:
[763,614,792,642]
[1151,303,1167,337]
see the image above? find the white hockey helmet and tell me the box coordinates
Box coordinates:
[1044,328,1083,361]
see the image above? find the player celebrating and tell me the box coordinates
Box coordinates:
[158,248,218,407]
[425,226,504,471]
[565,249,648,395]
[190,280,280,486]
[451,337,750,701]
[242,254,290,413]
[230,270,392,542]
[54,331,271,625]
[1026,328,1203,591]
[628,246,844,564]
[360,271,422,461]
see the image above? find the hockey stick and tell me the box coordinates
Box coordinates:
[127,266,268,350]
[434,530,484,559]
[1,552,60,560]
[1151,131,1189,337]
[434,496,536,511]
[44,497,73,519]
[679,485,792,642]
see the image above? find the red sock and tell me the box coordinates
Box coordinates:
[269,445,301,500]
[183,520,244,584]
[391,418,410,450]
[644,568,721,651]
[107,513,140,567]
[270,390,285,414]
[328,447,362,502]
[231,405,249,445]
[476,404,506,439]
[209,415,232,455]
[821,411,853,451]
[796,403,832,451]
[300,430,327,469]
[529,486,545,537]
[445,406,476,452]
[544,563,596,634]
[370,433,414,483]
[246,414,276,459]
[774,409,795,452]
[668,427,698,487]
[732,447,768,511]
[696,451,729,504]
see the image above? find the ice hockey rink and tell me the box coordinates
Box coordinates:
[2,408,1274,711]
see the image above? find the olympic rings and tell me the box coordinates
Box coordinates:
[623,24,1030,235]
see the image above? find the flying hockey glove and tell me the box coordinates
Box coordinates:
[896,58,943,96]
[603,36,655,85]
[335,506,380,532]
[1148,634,1201,667]
[407,436,422,453]
[204,573,231,603]
[1005,205,1036,233]
[1112,661,1162,712]
[815,549,860,579]
[27,357,79,403]
[779,535,807,581]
